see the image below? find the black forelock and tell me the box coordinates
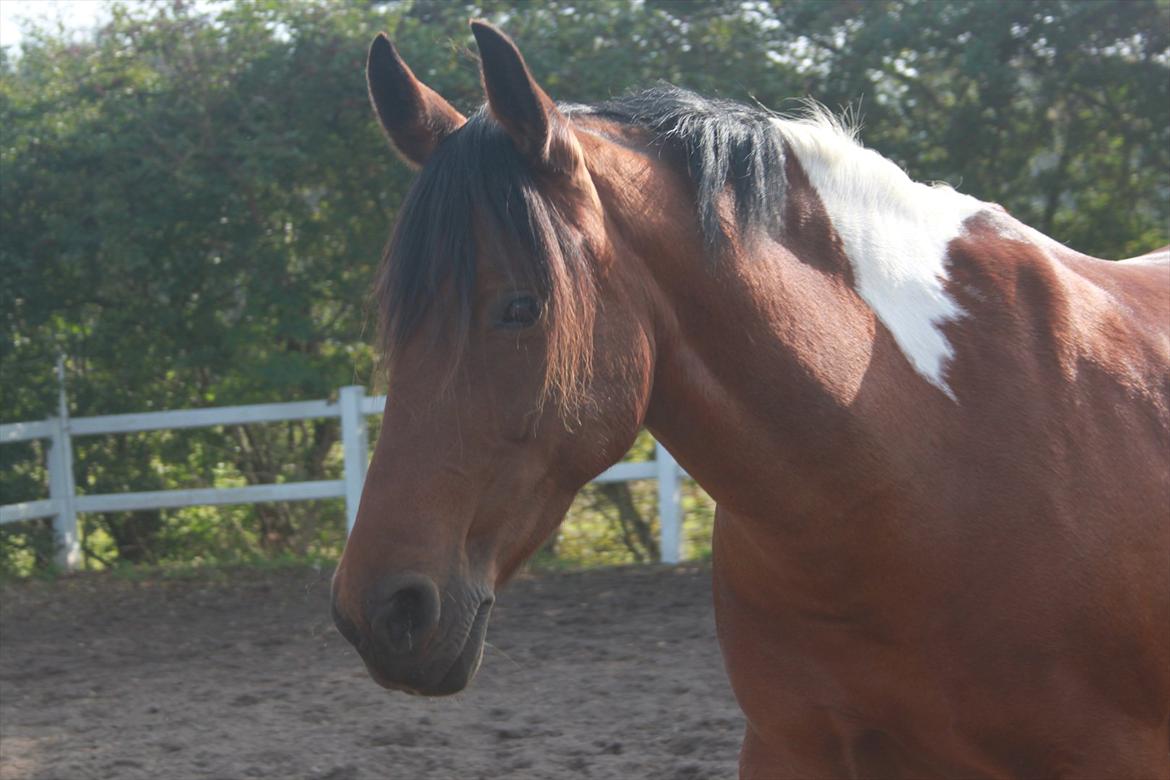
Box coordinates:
[376,85,787,401]
[376,105,590,400]
[378,105,571,337]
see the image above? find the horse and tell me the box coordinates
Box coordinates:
[331,21,1170,779]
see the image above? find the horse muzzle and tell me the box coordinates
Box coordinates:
[331,572,495,696]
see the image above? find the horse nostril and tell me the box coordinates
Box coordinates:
[370,576,441,656]
[382,589,421,650]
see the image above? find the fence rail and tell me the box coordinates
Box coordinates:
[0,384,685,570]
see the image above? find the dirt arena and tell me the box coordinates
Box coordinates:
[0,564,742,779]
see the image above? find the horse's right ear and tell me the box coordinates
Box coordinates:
[367,33,466,168]
[471,20,581,175]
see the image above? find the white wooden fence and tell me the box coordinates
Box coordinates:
[0,384,685,571]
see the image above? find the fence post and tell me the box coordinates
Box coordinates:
[49,358,80,570]
[339,385,368,534]
[655,439,682,564]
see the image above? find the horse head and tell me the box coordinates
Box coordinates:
[330,22,660,695]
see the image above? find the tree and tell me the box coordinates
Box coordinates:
[1,0,1165,573]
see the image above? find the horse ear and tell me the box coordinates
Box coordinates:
[470,20,578,173]
[367,33,466,168]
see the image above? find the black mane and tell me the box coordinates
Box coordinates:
[582,85,787,251]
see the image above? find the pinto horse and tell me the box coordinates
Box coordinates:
[331,22,1170,779]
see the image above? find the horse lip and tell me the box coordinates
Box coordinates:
[363,597,494,696]
[431,597,495,695]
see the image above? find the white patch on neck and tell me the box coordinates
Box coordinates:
[1121,248,1169,266]
[773,118,986,401]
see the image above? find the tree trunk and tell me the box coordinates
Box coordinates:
[596,482,659,562]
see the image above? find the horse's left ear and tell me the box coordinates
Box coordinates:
[367,33,467,168]
[470,20,580,173]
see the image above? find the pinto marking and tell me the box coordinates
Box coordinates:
[1121,247,1170,266]
[774,117,987,400]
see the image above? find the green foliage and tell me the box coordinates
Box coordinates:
[1,0,1166,576]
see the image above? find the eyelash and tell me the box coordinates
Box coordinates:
[499,296,541,329]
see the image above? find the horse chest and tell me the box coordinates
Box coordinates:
[709,501,1170,778]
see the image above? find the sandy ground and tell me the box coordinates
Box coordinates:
[0,564,742,779]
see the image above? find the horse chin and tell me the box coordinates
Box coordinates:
[366,597,494,697]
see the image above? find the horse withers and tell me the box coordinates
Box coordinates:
[331,21,1170,779]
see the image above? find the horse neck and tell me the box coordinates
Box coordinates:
[591,123,977,524]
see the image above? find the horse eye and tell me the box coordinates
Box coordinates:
[500,296,541,329]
